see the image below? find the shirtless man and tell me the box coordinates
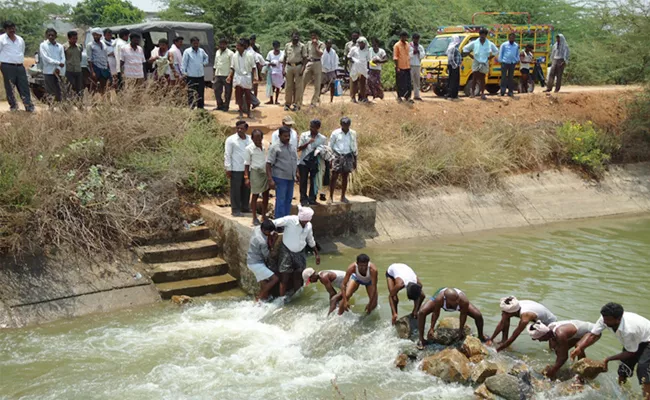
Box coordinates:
[490,296,558,352]
[303,268,346,314]
[528,319,595,379]
[417,287,487,349]
[338,254,379,315]
[386,263,425,324]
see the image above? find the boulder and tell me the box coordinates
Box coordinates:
[471,360,499,384]
[421,348,471,383]
[485,374,521,400]
[430,317,472,345]
[171,295,193,305]
[474,384,496,400]
[461,336,489,363]
[556,378,586,396]
[395,353,409,370]
[508,361,530,377]
[395,315,418,340]
[570,358,607,380]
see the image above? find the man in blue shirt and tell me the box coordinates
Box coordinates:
[498,33,519,97]
[462,28,498,100]
[181,36,209,109]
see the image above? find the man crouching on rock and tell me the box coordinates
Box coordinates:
[416,287,487,349]
[527,319,595,380]
[386,263,425,325]
[338,254,379,316]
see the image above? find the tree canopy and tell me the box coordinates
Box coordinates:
[71,0,144,27]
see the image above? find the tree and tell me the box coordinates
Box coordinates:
[71,0,144,27]
[0,0,49,54]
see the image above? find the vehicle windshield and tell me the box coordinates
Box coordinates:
[426,35,466,56]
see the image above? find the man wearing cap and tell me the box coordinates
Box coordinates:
[301,30,325,107]
[571,303,650,399]
[329,117,358,204]
[417,287,488,350]
[271,116,299,152]
[247,219,280,301]
[87,27,111,93]
[282,32,308,111]
[528,319,595,379]
[338,253,379,316]
[489,296,557,352]
[0,21,35,112]
[386,263,424,325]
[272,206,320,296]
[303,268,347,314]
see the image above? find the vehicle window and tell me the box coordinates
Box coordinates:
[148,31,167,45]
[175,30,208,45]
[426,35,466,56]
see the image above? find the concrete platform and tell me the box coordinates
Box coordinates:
[200,195,378,294]
[148,258,229,283]
[155,274,238,299]
[136,239,220,263]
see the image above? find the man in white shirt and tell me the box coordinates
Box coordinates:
[228,38,257,119]
[39,28,66,106]
[571,303,650,399]
[244,129,269,226]
[271,115,299,150]
[409,32,425,101]
[329,117,358,204]
[321,39,339,103]
[225,121,252,217]
[386,263,424,325]
[213,38,234,112]
[0,21,35,112]
[120,33,146,82]
[169,36,184,83]
[114,28,129,89]
[272,206,320,297]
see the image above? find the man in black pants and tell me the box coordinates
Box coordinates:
[393,31,413,103]
[297,119,327,206]
[181,36,208,109]
[225,121,252,217]
[0,21,35,112]
[64,31,84,101]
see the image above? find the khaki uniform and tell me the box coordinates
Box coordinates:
[302,40,326,106]
[283,41,307,107]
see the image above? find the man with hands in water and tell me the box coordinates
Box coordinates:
[386,263,424,325]
[489,296,557,352]
[337,254,379,316]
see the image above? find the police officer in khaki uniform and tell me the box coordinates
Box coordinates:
[301,30,326,107]
[283,32,308,111]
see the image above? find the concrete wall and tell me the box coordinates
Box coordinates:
[374,163,650,241]
[0,250,160,328]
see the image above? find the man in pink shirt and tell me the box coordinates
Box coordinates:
[120,33,146,84]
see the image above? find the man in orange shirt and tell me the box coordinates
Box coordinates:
[393,31,413,103]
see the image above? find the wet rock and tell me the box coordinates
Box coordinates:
[570,358,607,380]
[471,360,499,384]
[508,361,530,377]
[421,348,471,383]
[395,353,409,370]
[485,374,521,400]
[461,336,488,363]
[556,378,586,396]
[430,317,472,345]
[171,295,193,305]
[474,383,496,400]
[395,315,418,340]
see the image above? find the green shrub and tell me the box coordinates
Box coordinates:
[381,60,396,91]
[556,121,620,177]
[0,155,35,209]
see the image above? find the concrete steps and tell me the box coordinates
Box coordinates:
[149,258,229,283]
[155,274,238,299]
[135,227,240,300]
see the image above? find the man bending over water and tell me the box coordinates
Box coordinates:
[338,254,379,315]
[302,268,347,314]
[490,296,557,352]
[386,263,425,324]
[417,287,487,349]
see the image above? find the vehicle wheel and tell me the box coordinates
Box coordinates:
[486,84,500,95]
[433,85,447,97]
[420,78,432,93]
[463,81,479,97]
[30,84,46,102]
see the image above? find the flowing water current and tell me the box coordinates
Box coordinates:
[1,216,650,399]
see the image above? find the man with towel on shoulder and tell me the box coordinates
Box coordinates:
[272,206,320,296]
[489,296,557,352]
[302,268,347,314]
[528,319,595,379]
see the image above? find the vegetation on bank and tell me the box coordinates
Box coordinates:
[1,88,649,256]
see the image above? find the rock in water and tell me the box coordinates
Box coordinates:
[571,358,607,380]
[485,374,521,400]
[395,315,418,340]
[471,360,499,384]
[395,353,409,370]
[430,317,472,345]
[171,295,193,305]
[474,383,496,399]
[461,336,488,363]
[421,348,471,383]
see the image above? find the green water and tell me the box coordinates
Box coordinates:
[1,216,650,399]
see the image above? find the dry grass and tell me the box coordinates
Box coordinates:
[0,84,227,256]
